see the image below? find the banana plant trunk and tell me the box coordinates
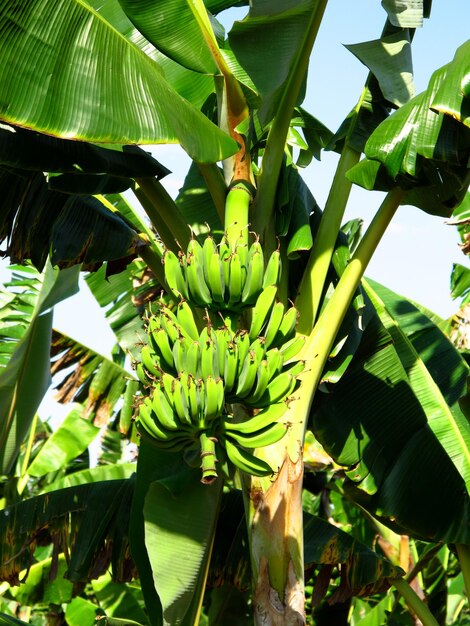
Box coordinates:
[244,411,307,625]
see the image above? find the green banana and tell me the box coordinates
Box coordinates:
[265,347,283,382]
[135,361,149,386]
[235,349,259,399]
[241,240,264,305]
[151,328,176,373]
[263,301,285,348]
[186,256,212,307]
[228,252,243,306]
[176,300,200,341]
[245,359,270,406]
[208,252,226,304]
[202,235,217,286]
[257,371,296,407]
[200,331,218,379]
[221,402,288,435]
[203,375,224,424]
[186,340,201,378]
[249,285,278,340]
[223,340,239,393]
[163,249,188,299]
[279,335,306,362]
[170,377,190,426]
[172,336,188,374]
[225,420,288,449]
[151,386,182,431]
[235,330,251,379]
[273,305,298,346]
[223,437,274,477]
[262,248,282,289]
[140,344,161,378]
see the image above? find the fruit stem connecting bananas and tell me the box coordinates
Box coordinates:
[224,181,253,252]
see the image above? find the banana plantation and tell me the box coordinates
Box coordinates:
[1,0,470,624]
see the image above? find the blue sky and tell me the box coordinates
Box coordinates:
[2,1,469,357]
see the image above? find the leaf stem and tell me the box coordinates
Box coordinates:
[295,146,360,334]
[253,0,328,238]
[456,544,470,602]
[392,577,439,626]
[138,243,166,287]
[135,178,190,252]
[198,162,227,225]
[299,188,404,420]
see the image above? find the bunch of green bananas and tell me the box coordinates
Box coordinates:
[138,375,290,483]
[163,235,281,312]
[133,287,305,481]
[136,293,305,408]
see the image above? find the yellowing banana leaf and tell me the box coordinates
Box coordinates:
[311,283,470,544]
[0,262,79,474]
[26,405,100,477]
[0,479,135,585]
[119,0,219,74]
[0,0,237,163]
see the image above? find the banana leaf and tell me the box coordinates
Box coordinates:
[0,169,139,270]
[311,283,470,544]
[381,0,432,27]
[0,0,237,162]
[27,405,100,477]
[85,257,159,359]
[0,479,136,585]
[228,0,318,126]
[51,332,133,427]
[119,0,219,74]
[347,41,470,216]
[86,0,215,110]
[345,30,415,107]
[0,263,79,474]
[0,122,168,179]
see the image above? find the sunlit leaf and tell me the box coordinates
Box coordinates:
[0,0,237,162]
[0,263,79,474]
[345,30,415,107]
[119,0,219,74]
[26,406,99,477]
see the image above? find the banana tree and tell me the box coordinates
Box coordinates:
[0,0,469,625]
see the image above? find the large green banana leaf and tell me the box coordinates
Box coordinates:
[0,0,237,162]
[119,0,219,74]
[0,263,79,474]
[87,0,215,109]
[347,40,470,216]
[311,282,470,544]
[228,0,318,125]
